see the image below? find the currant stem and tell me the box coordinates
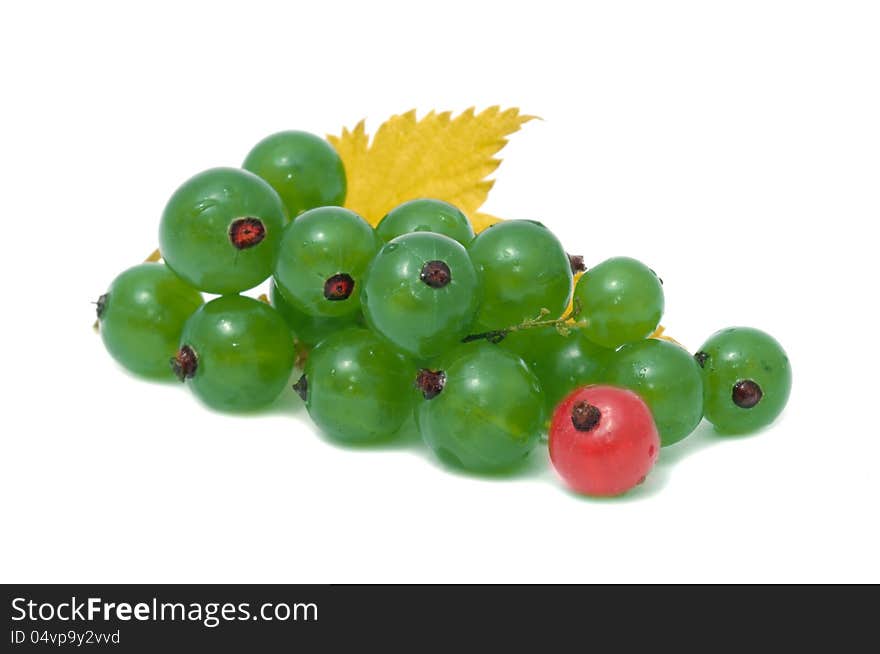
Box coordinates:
[462,300,586,344]
[461,329,508,344]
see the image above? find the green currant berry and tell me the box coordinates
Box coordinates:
[499,326,612,417]
[273,206,378,319]
[97,263,203,378]
[361,232,479,360]
[242,130,346,217]
[376,198,474,246]
[295,327,415,443]
[605,338,704,446]
[415,343,545,473]
[174,295,295,411]
[573,256,664,348]
[695,327,791,434]
[270,282,359,347]
[159,167,287,294]
[467,220,573,332]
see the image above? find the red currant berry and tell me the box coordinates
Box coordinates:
[549,385,660,497]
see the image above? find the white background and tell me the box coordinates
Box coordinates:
[1,0,878,583]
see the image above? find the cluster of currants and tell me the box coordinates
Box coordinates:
[96,129,791,497]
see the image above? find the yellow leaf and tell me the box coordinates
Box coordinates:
[649,325,685,349]
[327,107,534,230]
[470,212,504,233]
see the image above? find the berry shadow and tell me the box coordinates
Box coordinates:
[558,459,670,503]
[708,416,782,440]
[653,420,722,467]
[589,418,779,502]
[258,384,308,417]
[655,418,773,467]
[181,373,308,418]
[104,355,182,387]
[309,415,426,453]
[556,419,762,503]
[99,340,310,417]
[421,440,552,482]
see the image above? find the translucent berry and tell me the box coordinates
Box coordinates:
[695,327,791,434]
[159,167,287,294]
[299,327,415,443]
[176,295,295,411]
[361,232,479,360]
[97,263,203,378]
[376,198,474,246]
[605,338,704,446]
[416,343,545,473]
[274,207,378,319]
[573,256,664,349]
[242,130,346,217]
[549,385,660,497]
[468,220,573,331]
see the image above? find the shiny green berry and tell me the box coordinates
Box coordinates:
[361,232,479,360]
[695,327,792,434]
[376,198,474,246]
[499,326,611,416]
[270,282,359,347]
[159,167,287,294]
[274,207,378,319]
[242,130,346,217]
[605,338,704,446]
[573,256,664,348]
[416,343,545,473]
[468,220,573,332]
[174,295,295,411]
[97,263,203,378]
[296,327,415,443]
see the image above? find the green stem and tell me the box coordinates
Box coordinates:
[462,300,585,344]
